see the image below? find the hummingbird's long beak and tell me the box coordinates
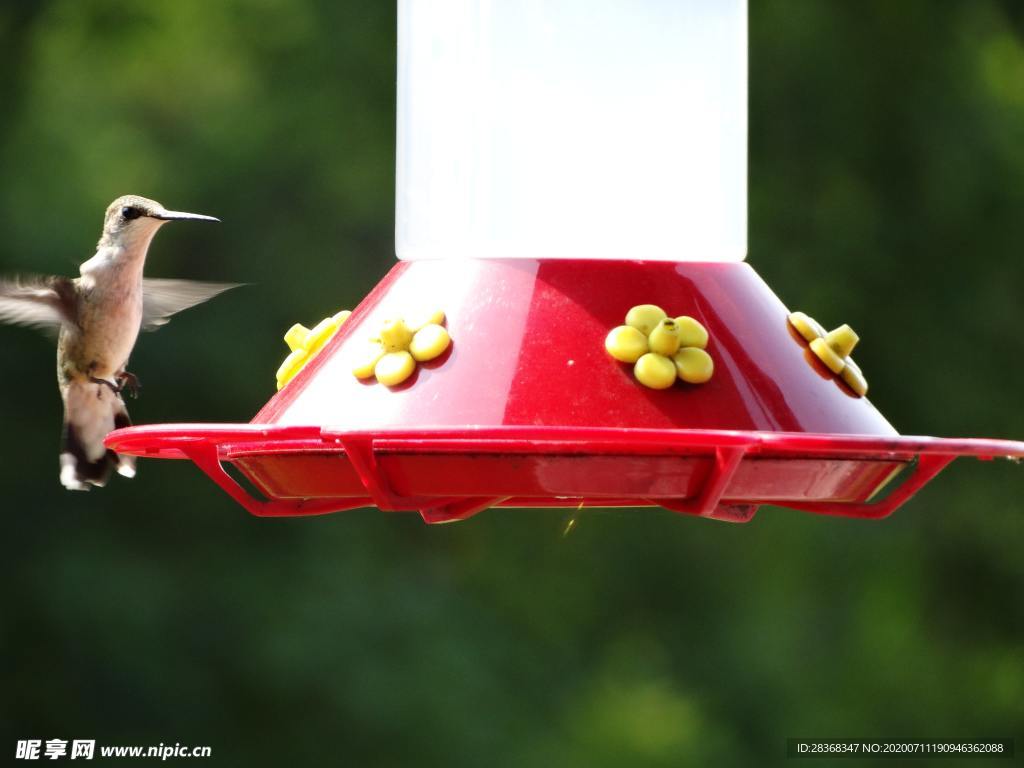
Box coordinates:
[153,209,220,223]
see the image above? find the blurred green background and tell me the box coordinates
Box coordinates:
[2,1,1022,765]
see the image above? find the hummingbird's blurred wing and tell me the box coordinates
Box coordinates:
[0,275,78,332]
[141,278,243,330]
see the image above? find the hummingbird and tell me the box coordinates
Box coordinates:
[0,195,239,491]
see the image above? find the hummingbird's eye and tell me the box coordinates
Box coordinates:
[121,206,142,221]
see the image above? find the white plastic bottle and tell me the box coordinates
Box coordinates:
[396,0,748,262]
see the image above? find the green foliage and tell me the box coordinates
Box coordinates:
[1,1,1022,764]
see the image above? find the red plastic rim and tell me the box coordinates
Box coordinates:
[106,424,1024,524]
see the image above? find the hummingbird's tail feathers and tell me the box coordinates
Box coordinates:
[59,380,134,491]
[59,453,91,491]
[60,421,116,491]
[113,407,136,479]
[141,278,244,330]
[117,457,137,479]
[0,275,78,334]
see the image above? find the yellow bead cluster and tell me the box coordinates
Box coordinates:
[352,310,450,387]
[788,311,868,396]
[605,304,714,389]
[275,310,351,390]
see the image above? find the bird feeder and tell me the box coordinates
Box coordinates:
[107,0,1024,523]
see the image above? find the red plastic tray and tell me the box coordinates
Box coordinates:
[106,424,1024,523]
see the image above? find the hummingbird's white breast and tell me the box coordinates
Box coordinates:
[72,241,150,379]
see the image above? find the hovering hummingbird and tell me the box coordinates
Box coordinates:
[0,195,239,491]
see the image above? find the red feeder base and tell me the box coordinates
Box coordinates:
[106,260,1024,523]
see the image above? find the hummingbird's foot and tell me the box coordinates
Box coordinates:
[89,376,121,398]
[117,371,142,399]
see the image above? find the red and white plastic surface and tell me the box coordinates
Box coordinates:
[106,260,1024,523]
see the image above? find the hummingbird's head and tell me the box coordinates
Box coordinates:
[99,195,219,249]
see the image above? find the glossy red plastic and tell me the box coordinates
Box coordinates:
[105,260,1024,523]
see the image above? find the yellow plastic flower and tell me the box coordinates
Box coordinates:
[352,309,450,387]
[788,312,868,397]
[606,305,714,389]
[275,310,350,390]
